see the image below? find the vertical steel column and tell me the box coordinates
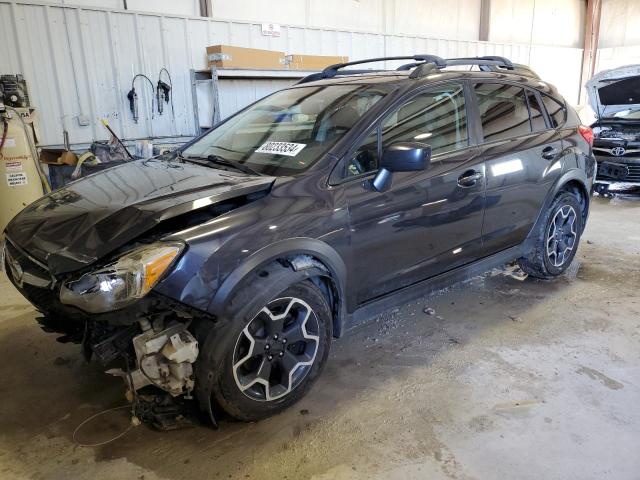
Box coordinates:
[479,0,491,42]
[210,65,221,126]
[579,0,602,104]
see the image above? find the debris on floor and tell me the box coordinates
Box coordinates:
[490,263,529,281]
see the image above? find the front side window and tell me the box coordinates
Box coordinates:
[346,84,468,177]
[182,84,389,176]
[347,129,378,177]
[381,84,468,155]
[475,83,532,142]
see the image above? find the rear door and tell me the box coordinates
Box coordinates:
[337,83,486,304]
[473,82,564,253]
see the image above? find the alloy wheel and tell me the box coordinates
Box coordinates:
[546,205,577,268]
[232,297,320,401]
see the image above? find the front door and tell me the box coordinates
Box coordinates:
[338,83,486,304]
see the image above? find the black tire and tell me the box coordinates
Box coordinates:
[196,266,332,422]
[518,191,583,279]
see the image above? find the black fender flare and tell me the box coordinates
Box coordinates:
[548,168,590,202]
[524,168,590,248]
[207,237,349,337]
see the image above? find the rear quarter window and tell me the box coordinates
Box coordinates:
[525,90,547,131]
[541,95,567,128]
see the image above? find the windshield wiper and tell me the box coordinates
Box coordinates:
[206,155,261,176]
[181,154,260,176]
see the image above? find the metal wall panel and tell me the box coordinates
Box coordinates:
[596,46,640,73]
[0,0,585,147]
[217,79,294,120]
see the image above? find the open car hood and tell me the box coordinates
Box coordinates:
[586,65,640,119]
[5,158,274,275]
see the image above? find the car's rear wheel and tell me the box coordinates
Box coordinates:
[518,191,583,279]
[196,268,332,422]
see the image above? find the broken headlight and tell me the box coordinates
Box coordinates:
[60,242,184,313]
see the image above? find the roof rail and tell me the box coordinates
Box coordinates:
[396,62,426,71]
[296,55,521,84]
[461,56,515,69]
[297,55,446,84]
[409,56,515,78]
[478,62,540,79]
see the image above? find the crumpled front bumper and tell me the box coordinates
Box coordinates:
[3,237,202,332]
[594,155,640,190]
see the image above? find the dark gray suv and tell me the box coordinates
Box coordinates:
[3,55,596,426]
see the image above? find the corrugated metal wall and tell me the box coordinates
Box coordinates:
[0,0,584,147]
[596,46,640,72]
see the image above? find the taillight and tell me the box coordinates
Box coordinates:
[578,125,594,147]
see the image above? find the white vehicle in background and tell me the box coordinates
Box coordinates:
[587,65,640,194]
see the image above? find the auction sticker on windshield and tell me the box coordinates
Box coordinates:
[256,141,306,157]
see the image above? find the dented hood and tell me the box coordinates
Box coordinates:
[586,65,640,118]
[5,158,274,275]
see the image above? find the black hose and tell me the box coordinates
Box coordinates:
[159,67,175,118]
[132,74,156,119]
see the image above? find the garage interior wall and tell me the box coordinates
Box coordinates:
[0,0,590,147]
[596,0,640,71]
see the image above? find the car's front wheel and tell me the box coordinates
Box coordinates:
[196,269,332,422]
[518,191,584,279]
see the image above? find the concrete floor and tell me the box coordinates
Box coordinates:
[1,196,639,480]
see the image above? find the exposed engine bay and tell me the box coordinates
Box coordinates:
[587,65,640,192]
[593,124,640,142]
[591,121,640,189]
[108,320,199,397]
[36,306,208,430]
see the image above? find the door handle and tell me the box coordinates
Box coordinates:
[542,146,558,160]
[457,170,483,188]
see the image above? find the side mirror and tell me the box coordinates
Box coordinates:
[366,142,431,192]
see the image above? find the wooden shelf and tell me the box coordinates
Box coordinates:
[195,68,317,79]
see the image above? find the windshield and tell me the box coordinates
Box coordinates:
[182,84,389,176]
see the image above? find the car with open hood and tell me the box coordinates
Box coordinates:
[587,64,640,193]
[2,55,595,427]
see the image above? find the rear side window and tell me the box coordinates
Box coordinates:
[541,95,567,128]
[474,83,532,142]
[525,90,547,131]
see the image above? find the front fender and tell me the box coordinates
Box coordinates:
[207,237,349,335]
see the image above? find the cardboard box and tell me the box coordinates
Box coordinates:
[206,45,285,70]
[40,148,77,166]
[285,54,349,71]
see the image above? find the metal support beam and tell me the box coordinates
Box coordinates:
[479,0,491,42]
[579,0,602,104]
[199,0,212,17]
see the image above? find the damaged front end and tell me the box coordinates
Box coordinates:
[3,236,213,430]
[587,65,640,194]
[1,157,277,428]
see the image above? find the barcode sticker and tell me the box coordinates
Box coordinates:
[256,141,306,157]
